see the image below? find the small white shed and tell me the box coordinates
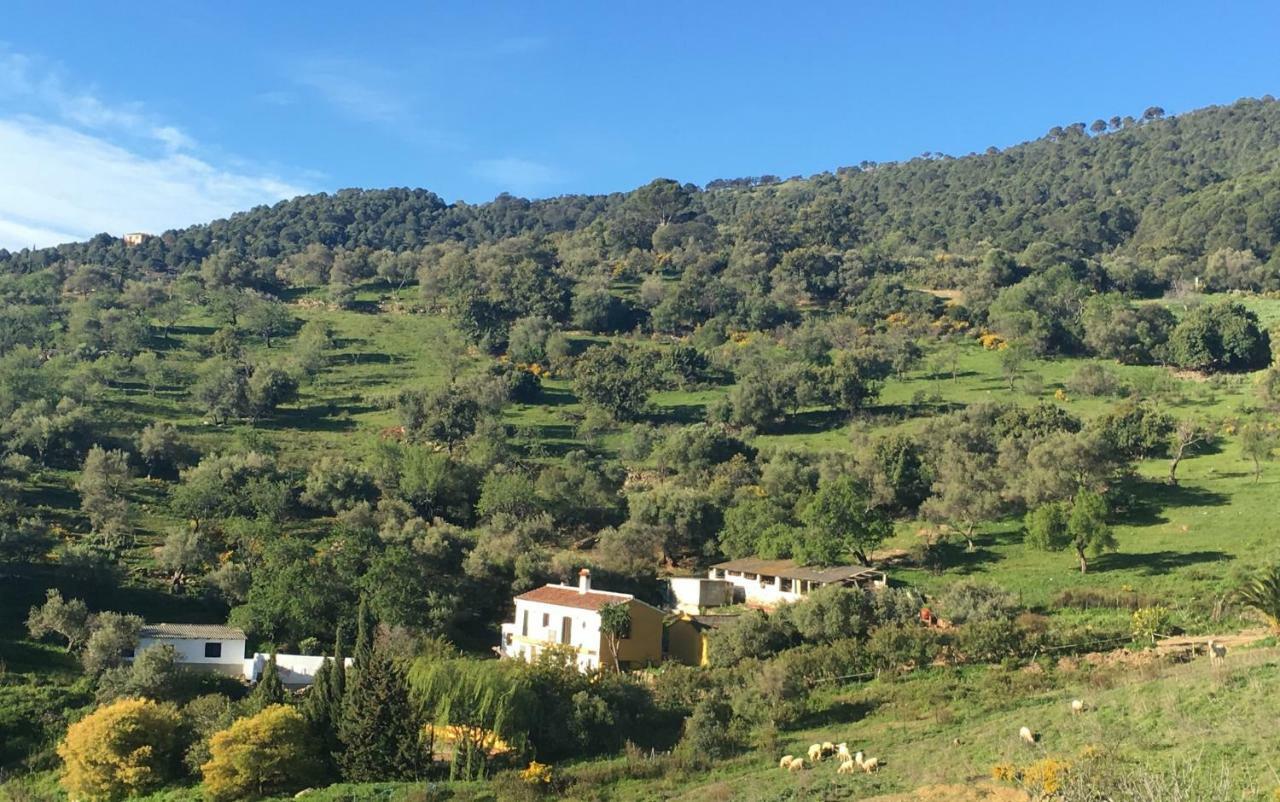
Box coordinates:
[665,576,733,613]
[134,623,247,677]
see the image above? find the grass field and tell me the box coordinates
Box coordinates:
[10,291,1280,639]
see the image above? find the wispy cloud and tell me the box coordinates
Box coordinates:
[0,46,309,250]
[0,117,307,250]
[290,57,410,124]
[0,45,194,152]
[473,157,565,197]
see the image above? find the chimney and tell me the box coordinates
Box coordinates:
[578,568,591,594]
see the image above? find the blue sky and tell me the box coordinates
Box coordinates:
[2,1,1278,249]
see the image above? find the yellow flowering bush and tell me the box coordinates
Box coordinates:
[978,331,1006,350]
[1021,757,1070,795]
[990,762,1017,782]
[521,761,553,785]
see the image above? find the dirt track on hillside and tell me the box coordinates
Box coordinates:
[1155,628,1270,655]
[861,784,1029,802]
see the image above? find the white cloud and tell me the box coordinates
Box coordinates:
[473,157,563,196]
[0,117,306,250]
[0,46,310,251]
[0,45,194,152]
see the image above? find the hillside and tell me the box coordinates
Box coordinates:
[3,97,1280,801]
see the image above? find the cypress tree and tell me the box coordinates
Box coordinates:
[352,597,375,679]
[249,652,285,711]
[338,647,422,781]
[302,631,347,776]
[330,630,346,702]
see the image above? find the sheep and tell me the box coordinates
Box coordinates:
[1019,726,1036,745]
[807,743,824,762]
[821,741,836,757]
[1070,699,1085,715]
[854,750,865,768]
[862,757,880,773]
[788,757,805,772]
[779,755,795,769]
[836,759,857,775]
[1208,639,1227,666]
[836,742,852,761]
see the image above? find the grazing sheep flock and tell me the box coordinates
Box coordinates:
[783,743,880,775]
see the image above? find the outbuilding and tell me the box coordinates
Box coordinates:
[708,558,887,608]
[134,623,247,677]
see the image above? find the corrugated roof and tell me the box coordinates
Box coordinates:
[140,623,246,640]
[711,557,883,584]
[515,584,635,611]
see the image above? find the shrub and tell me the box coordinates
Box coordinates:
[871,586,925,627]
[57,697,184,801]
[936,580,1020,625]
[201,705,321,801]
[791,585,873,643]
[1131,606,1173,645]
[677,696,736,762]
[955,618,1027,663]
[706,610,795,668]
[866,624,940,673]
[1067,363,1127,397]
[1052,587,1159,611]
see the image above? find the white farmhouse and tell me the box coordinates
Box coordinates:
[134,623,247,677]
[709,558,887,608]
[499,570,664,672]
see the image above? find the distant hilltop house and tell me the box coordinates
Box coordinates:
[131,622,350,687]
[499,569,663,672]
[709,558,887,608]
[121,232,152,246]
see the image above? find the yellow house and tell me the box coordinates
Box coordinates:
[664,613,740,667]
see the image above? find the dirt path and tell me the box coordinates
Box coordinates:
[1154,628,1270,655]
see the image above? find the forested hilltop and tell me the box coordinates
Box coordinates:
[4,96,1280,801]
[6,96,1280,285]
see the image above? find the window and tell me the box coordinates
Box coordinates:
[521,610,529,637]
[561,616,572,644]
[204,642,222,659]
[542,613,549,627]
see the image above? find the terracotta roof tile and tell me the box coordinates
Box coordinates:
[514,584,634,611]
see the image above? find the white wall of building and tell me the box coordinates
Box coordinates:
[667,577,732,613]
[500,600,604,671]
[136,635,246,674]
[245,653,354,686]
[708,569,806,607]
